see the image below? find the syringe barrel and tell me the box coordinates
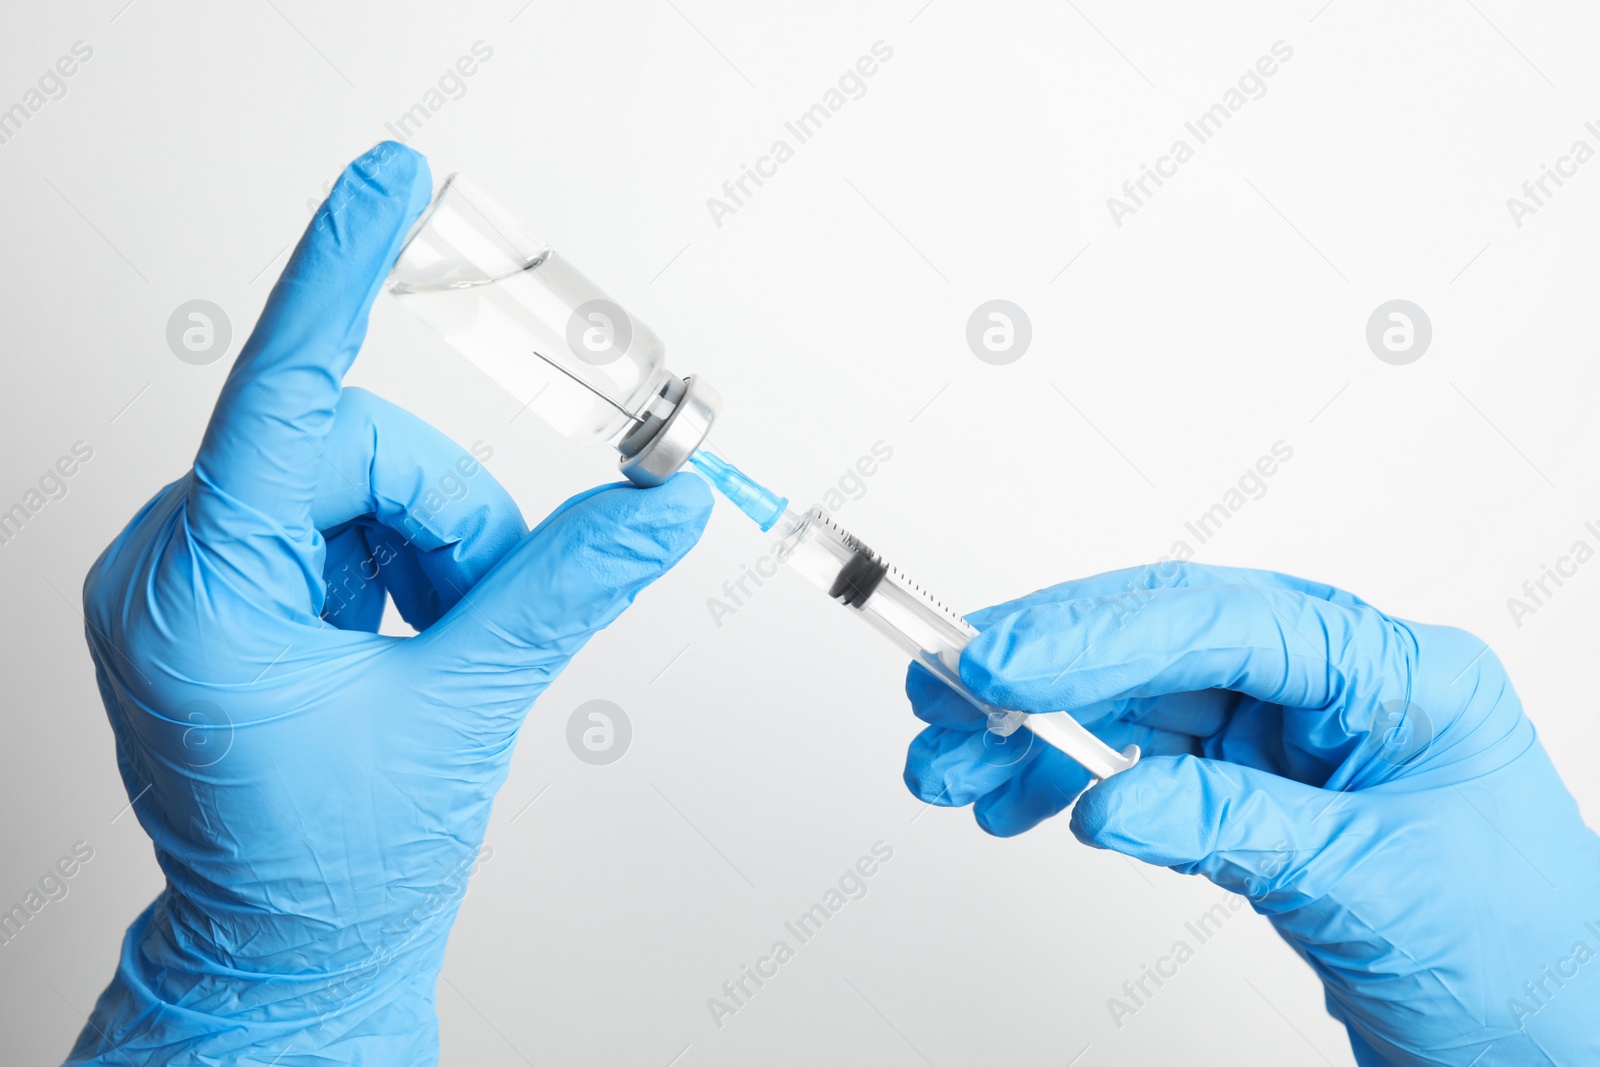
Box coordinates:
[776,509,1138,780]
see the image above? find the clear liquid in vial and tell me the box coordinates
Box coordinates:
[391,251,670,444]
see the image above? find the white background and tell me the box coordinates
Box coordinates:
[4,1,1600,1064]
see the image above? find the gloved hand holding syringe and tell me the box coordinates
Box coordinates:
[391,171,1137,781]
[687,454,1139,779]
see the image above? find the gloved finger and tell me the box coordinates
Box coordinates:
[929,564,1337,729]
[914,650,1258,757]
[905,661,987,728]
[903,713,1194,812]
[192,142,432,550]
[408,474,712,708]
[965,561,1373,630]
[1070,754,1365,905]
[354,521,444,631]
[911,645,1252,746]
[1066,689,1256,739]
[903,724,1045,806]
[962,585,1404,749]
[971,728,1202,838]
[908,655,1228,755]
[973,743,1095,836]
[1049,686,1380,786]
[319,523,388,631]
[308,387,525,624]
[319,518,457,632]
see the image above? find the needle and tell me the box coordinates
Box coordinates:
[529,349,644,425]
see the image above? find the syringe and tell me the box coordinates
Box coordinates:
[386,172,1128,776]
[691,453,1140,781]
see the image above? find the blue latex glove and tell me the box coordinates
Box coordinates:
[68,142,711,1065]
[904,562,1600,1066]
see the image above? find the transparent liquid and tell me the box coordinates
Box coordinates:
[391,251,670,443]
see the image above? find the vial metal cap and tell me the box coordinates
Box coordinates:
[617,375,720,487]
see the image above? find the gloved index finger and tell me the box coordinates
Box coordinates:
[964,561,1374,630]
[192,142,432,543]
[961,583,1406,745]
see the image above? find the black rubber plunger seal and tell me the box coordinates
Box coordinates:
[829,545,888,608]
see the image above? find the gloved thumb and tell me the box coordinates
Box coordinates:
[1070,755,1360,906]
[409,473,711,700]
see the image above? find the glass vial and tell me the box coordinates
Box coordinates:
[388,174,716,485]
